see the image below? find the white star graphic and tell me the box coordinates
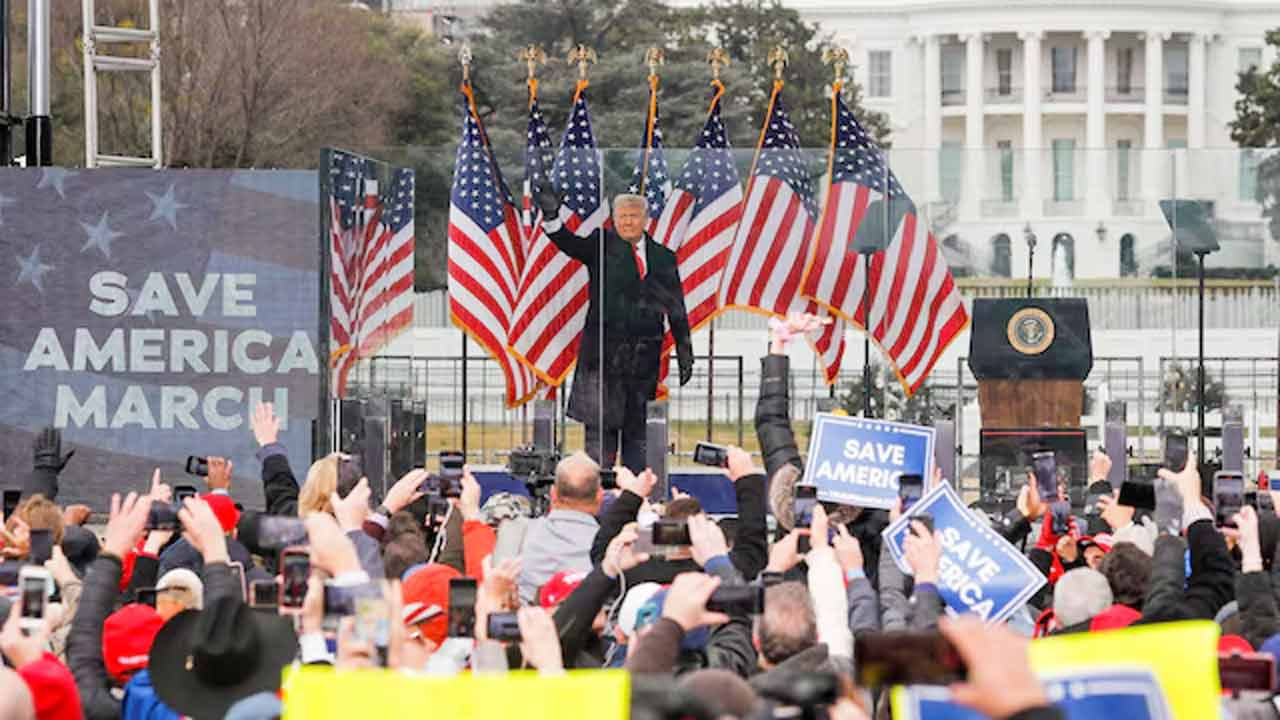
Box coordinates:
[16,244,54,293]
[145,183,189,230]
[37,168,77,198]
[80,211,124,259]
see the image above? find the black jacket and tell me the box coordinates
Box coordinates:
[590,473,769,583]
[544,222,692,427]
[68,555,126,720]
[1141,520,1235,623]
[260,445,299,517]
[755,354,803,481]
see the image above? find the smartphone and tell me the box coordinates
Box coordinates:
[1118,481,1157,511]
[705,585,765,616]
[18,566,50,632]
[249,579,278,609]
[854,631,967,688]
[280,548,310,609]
[1032,451,1058,501]
[135,587,158,608]
[633,525,656,557]
[322,583,356,630]
[1,489,20,520]
[227,561,246,602]
[1164,431,1189,473]
[354,596,391,663]
[692,442,729,468]
[486,611,521,642]
[1259,491,1276,515]
[257,516,309,550]
[174,484,199,504]
[28,529,53,565]
[439,451,464,498]
[1215,471,1246,528]
[185,455,209,477]
[146,502,180,531]
[338,454,364,490]
[652,519,692,546]
[599,469,617,491]
[898,474,924,513]
[1084,489,1110,514]
[909,514,935,536]
[794,485,819,529]
[1050,501,1071,535]
[1219,652,1276,692]
[447,578,478,638]
[760,571,786,588]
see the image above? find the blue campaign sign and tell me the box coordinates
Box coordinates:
[882,482,1045,623]
[895,668,1171,720]
[802,414,934,510]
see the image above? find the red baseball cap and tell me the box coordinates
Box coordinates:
[401,564,460,647]
[200,493,240,534]
[539,570,588,609]
[1220,634,1254,655]
[102,603,164,684]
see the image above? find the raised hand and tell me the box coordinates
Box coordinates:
[250,403,280,447]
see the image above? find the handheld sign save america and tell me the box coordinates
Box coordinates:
[882,482,1045,623]
[803,414,934,510]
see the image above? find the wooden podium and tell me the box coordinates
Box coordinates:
[968,299,1093,429]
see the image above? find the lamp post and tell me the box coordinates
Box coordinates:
[1095,221,1107,244]
[1023,222,1037,298]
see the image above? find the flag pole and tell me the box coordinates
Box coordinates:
[639,48,663,197]
[704,49,728,443]
[458,45,473,457]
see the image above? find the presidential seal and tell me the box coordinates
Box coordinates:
[1007,307,1055,355]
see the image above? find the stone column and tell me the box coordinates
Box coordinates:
[1141,31,1170,210]
[1019,30,1043,219]
[962,32,985,218]
[1086,30,1110,218]
[923,34,942,204]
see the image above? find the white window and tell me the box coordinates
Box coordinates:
[868,51,892,97]
[1239,47,1263,73]
[996,48,1013,96]
[1116,140,1132,202]
[1166,44,1189,96]
[1052,139,1075,201]
[1116,48,1134,95]
[997,140,1015,201]
[941,45,964,103]
[940,142,963,201]
[1240,150,1261,202]
[1051,47,1077,92]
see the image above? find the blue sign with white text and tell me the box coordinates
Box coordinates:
[802,414,934,510]
[896,667,1170,720]
[883,482,1045,623]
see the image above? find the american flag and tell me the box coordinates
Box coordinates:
[508,88,608,385]
[651,89,742,391]
[717,85,846,382]
[519,95,553,263]
[626,81,672,236]
[328,151,416,396]
[800,91,968,393]
[447,89,537,407]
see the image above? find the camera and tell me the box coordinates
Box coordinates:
[280,548,310,609]
[487,611,521,642]
[705,585,765,616]
[692,442,729,468]
[146,502,180,531]
[185,456,209,477]
[652,519,691,546]
[19,566,51,632]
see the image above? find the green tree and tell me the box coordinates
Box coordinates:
[1229,28,1280,244]
[1157,361,1227,413]
[837,361,954,426]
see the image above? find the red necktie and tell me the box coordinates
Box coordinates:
[633,243,647,279]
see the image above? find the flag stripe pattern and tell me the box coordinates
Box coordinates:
[717,84,846,382]
[328,151,416,397]
[627,80,672,237]
[447,88,537,407]
[800,91,968,393]
[508,87,608,385]
[654,89,743,390]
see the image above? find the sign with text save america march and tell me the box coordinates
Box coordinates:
[882,482,1045,623]
[0,169,321,510]
[803,413,934,510]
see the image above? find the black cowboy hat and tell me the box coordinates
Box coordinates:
[148,594,297,720]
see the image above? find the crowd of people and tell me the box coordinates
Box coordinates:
[0,314,1274,720]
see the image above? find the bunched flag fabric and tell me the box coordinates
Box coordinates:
[508,82,608,386]
[626,74,672,237]
[651,82,742,392]
[328,151,415,397]
[519,87,553,267]
[447,85,537,407]
[800,88,968,393]
[716,81,846,382]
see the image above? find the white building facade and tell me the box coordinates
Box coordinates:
[794,0,1280,279]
